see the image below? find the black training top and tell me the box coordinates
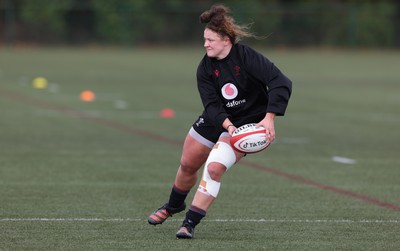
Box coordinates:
[196,43,292,129]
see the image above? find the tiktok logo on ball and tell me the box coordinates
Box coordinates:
[221,83,238,100]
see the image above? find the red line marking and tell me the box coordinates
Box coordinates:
[243,160,400,212]
[2,88,400,212]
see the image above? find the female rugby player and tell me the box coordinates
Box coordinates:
[147,4,292,239]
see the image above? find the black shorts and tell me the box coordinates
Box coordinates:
[190,115,226,148]
[190,113,267,148]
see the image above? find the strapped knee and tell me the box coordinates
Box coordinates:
[198,142,236,198]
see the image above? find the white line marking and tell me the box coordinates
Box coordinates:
[1,218,399,224]
[332,156,356,164]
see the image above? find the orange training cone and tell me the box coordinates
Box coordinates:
[80,90,96,102]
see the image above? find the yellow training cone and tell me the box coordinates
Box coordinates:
[32,77,48,89]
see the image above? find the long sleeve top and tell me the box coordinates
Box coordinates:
[197,43,292,128]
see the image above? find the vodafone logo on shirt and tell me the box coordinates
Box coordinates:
[221,83,238,100]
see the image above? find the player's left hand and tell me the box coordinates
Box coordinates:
[256,113,276,142]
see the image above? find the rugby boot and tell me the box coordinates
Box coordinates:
[147,202,186,225]
[176,220,195,239]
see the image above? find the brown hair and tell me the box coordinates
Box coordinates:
[199,4,255,44]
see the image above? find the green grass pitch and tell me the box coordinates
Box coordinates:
[1,47,400,250]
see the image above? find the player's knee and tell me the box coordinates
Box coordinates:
[205,161,225,182]
[179,156,189,170]
[198,142,236,198]
[179,161,195,175]
[180,156,201,175]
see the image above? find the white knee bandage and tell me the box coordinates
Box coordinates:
[198,142,236,198]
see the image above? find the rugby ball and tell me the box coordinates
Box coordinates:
[230,123,270,154]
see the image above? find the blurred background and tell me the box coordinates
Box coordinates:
[1,0,399,48]
[1,1,400,249]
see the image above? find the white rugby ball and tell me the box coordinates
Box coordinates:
[230,123,270,154]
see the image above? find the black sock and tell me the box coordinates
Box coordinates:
[185,205,206,227]
[168,184,189,209]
